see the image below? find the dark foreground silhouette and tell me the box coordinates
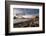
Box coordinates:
[13,16,39,28]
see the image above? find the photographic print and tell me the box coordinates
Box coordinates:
[5,1,45,35]
[13,8,39,28]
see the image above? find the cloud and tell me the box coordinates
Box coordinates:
[13,8,39,16]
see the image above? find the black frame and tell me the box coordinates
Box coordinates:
[5,1,45,35]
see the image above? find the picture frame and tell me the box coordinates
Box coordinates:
[5,1,45,35]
